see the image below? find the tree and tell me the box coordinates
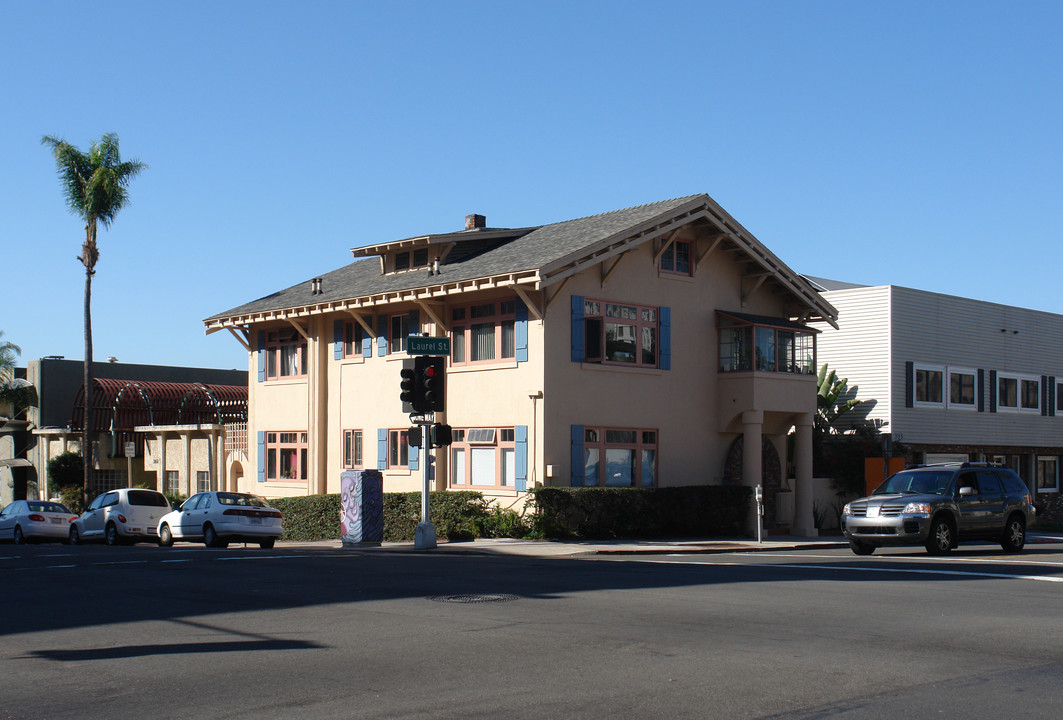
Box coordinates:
[0,330,20,383]
[816,363,861,434]
[41,133,146,505]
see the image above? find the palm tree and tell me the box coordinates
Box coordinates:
[0,330,20,383]
[41,133,146,503]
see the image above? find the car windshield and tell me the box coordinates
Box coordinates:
[874,470,952,495]
[217,492,271,508]
[128,490,170,507]
[27,502,71,513]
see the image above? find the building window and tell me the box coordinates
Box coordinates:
[342,321,366,358]
[344,430,363,469]
[1037,456,1059,493]
[389,429,411,469]
[196,471,210,493]
[265,432,308,480]
[579,427,657,488]
[914,364,944,406]
[948,368,977,409]
[451,300,516,365]
[390,314,410,354]
[997,373,1039,413]
[660,239,692,275]
[165,470,179,494]
[394,249,429,272]
[91,470,124,495]
[265,328,307,380]
[581,299,659,367]
[449,427,517,488]
[717,312,815,374]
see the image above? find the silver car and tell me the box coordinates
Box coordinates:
[841,463,1034,555]
[157,491,283,549]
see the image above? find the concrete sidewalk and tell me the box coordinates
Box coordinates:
[283,532,1063,557]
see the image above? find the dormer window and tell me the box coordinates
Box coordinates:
[394,248,430,272]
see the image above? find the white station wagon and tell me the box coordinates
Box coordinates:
[157,491,283,548]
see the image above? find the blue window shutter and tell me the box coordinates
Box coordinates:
[333,320,344,360]
[515,300,529,363]
[257,432,266,483]
[377,315,388,356]
[515,425,528,491]
[659,306,671,370]
[377,429,387,470]
[570,425,584,487]
[408,434,418,471]
[571,295,584,363]
[408,309,420,342]
[257,331,266,383]
[362,323,372,357]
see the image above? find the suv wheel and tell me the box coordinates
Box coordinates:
[1000,515,1026,553]
[849,539,875,556]
[925,516,954,555]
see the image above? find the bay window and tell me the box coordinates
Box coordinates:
[717,312,815,374]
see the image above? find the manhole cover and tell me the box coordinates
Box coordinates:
[428,593,519,604]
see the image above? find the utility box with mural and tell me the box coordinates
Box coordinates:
[340,469,383,546]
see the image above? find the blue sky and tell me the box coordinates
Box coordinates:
[3,0,1060,371]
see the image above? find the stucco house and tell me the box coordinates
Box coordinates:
[807,278,1062,516]
[205,194,838,535]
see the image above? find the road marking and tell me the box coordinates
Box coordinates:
[751,552,1063,568]
[642,557,1063,583]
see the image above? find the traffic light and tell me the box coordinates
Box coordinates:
[429,423,452,448]
[408,425,422,448]
[418,356,446,412]
[399,359,420,413]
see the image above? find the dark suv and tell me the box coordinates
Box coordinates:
[841,463,1034,555]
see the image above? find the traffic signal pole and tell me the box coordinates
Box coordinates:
[414,419,436,549]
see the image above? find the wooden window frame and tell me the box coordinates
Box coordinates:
[265,329,308,380]
[450,299,517,366]
[579,426,658,488]
[583,299,659,368]
[265,431,308,481]
[343,429,364,469]
[659,239,693,276]
[448,427,517,489]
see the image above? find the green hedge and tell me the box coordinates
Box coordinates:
[269,491,524,542]
[268,485,749,542]
[530,485,751,539]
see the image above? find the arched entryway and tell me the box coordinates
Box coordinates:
[723,435,785,530]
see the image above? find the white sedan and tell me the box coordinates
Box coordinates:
[157,491,283,549]
[0,500,78,544]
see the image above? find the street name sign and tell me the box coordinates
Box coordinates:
[407,336,451,356]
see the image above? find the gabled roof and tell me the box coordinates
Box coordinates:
[204,194,837,334]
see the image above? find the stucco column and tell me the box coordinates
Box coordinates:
[181,432,192,496]
[213,431,224,492]
[158,432,167,493]
[741,410,763,536]
[792,413,817,537]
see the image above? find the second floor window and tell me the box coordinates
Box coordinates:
[718,312,815,374]
[451,300,516,365]
[660,239,692,275]
[265,329,307,379]
[585,300,658,367]
[343,430,363,469]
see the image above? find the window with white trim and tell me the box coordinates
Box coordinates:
[947,367,977,409]
[579,427,657,488]
[196,471,210,493]
[914,363,944,406]
[449,427,516,489]
[451,300,516,365]
[997,372,1039,413]
[165,470,179,494]
[265,432,308,481]
[1036,456,1059,492]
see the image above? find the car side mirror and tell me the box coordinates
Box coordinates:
[959,486,978,496]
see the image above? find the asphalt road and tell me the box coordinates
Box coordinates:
[2,542,1062,719]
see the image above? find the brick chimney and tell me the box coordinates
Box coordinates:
[465,213,486,230]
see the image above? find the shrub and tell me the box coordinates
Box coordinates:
[529,485,751,539]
